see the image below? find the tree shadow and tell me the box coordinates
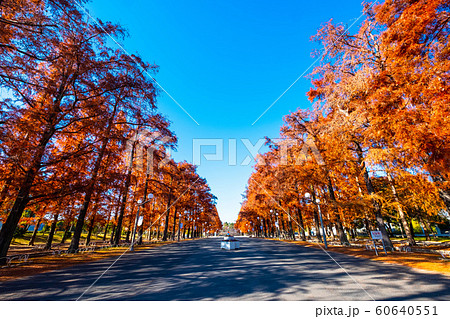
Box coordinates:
[1,238,449,300]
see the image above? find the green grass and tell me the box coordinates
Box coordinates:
[11,231,112,246]
[409,236,450,243]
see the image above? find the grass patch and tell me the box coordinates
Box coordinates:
[11,231,111,246]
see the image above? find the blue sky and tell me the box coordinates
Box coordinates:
[86,0,367,223]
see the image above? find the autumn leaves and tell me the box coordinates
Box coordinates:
[0,0,220,264]
[237,0,449,246]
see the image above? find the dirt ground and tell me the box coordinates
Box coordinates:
[283,240,450,276]
[0,242,174,282]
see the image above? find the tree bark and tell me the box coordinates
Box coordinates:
[354,141,393,249]
[28,218,41,246]
[313,209,322,242]
[171,207,178,241]
[69,102,118,252]
[162,196,172,241]
[85,214,95,246]
[61,222,71,244]
[177,215,182,241]
[138,173,150,245]
[296,207,306,240]
[44,213,59,250]
[386,170,415,246]
[113,142,136,246]
[0,175,13,210]
[0,114,57,263]
[326,175,349,245]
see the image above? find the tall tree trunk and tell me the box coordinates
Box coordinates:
[386,170,415,246]
[171,207,178,241]
[69,103,118,253]
[262,218,268,237]
[85,214,95,246]
[288,214,295,240]
[137,173,150,245]
[61,222,71,244]
[28,218,41,246]
[113,142,136,246]
[109,197,121,244]
[0,109,58,264]
[0,175,13,210]
[296,207,306,240]
[354,141,393,249]
[102,207,114,242]
[44,213,59,250]
[325,175,349,245]
[423,218,434,239]
[162,196,172,241]
[177,215,182,241]
[109,224,115,243]
[157,223,162,240]
[313,210,322,242]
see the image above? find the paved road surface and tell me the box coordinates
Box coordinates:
[1,237,449,300]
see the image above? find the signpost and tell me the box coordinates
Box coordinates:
[370,230,387,256]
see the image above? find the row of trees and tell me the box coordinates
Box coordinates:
[236,0,449,248]
[0,0,221,264]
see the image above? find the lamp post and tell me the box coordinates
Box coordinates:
[131,193,153,252]
[305,192,327,249]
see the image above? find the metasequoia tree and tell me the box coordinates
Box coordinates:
[237,0,448,247]
[0,1,221,263]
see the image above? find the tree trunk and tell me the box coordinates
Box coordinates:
[171,208,178,241]
[69,103,117,252]
[44,213,59,250]
[329,224,336,242]
[125,217,131,242]
[313,210,322,242]
[162,196,172,241]
[61,222,71,244]
[288,218,295,240]
[103,223,109,242]
[386,170,415,246]
[0,175,13,210]
[354,141,393,249]
[262,218,268,237]
[296,207,306,241]
[0,114,57,263]
[85,214,95,246]
[137,173,151,245]
[113,143,136,246]
[28,218,41,246]
[177,216,182,241]
[109,224,116,244]
[156,223,161,240]
[326,175,349,245]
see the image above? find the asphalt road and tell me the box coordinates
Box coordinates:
[1,237,449,300]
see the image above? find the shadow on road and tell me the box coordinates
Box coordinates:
[1,237,449,301]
